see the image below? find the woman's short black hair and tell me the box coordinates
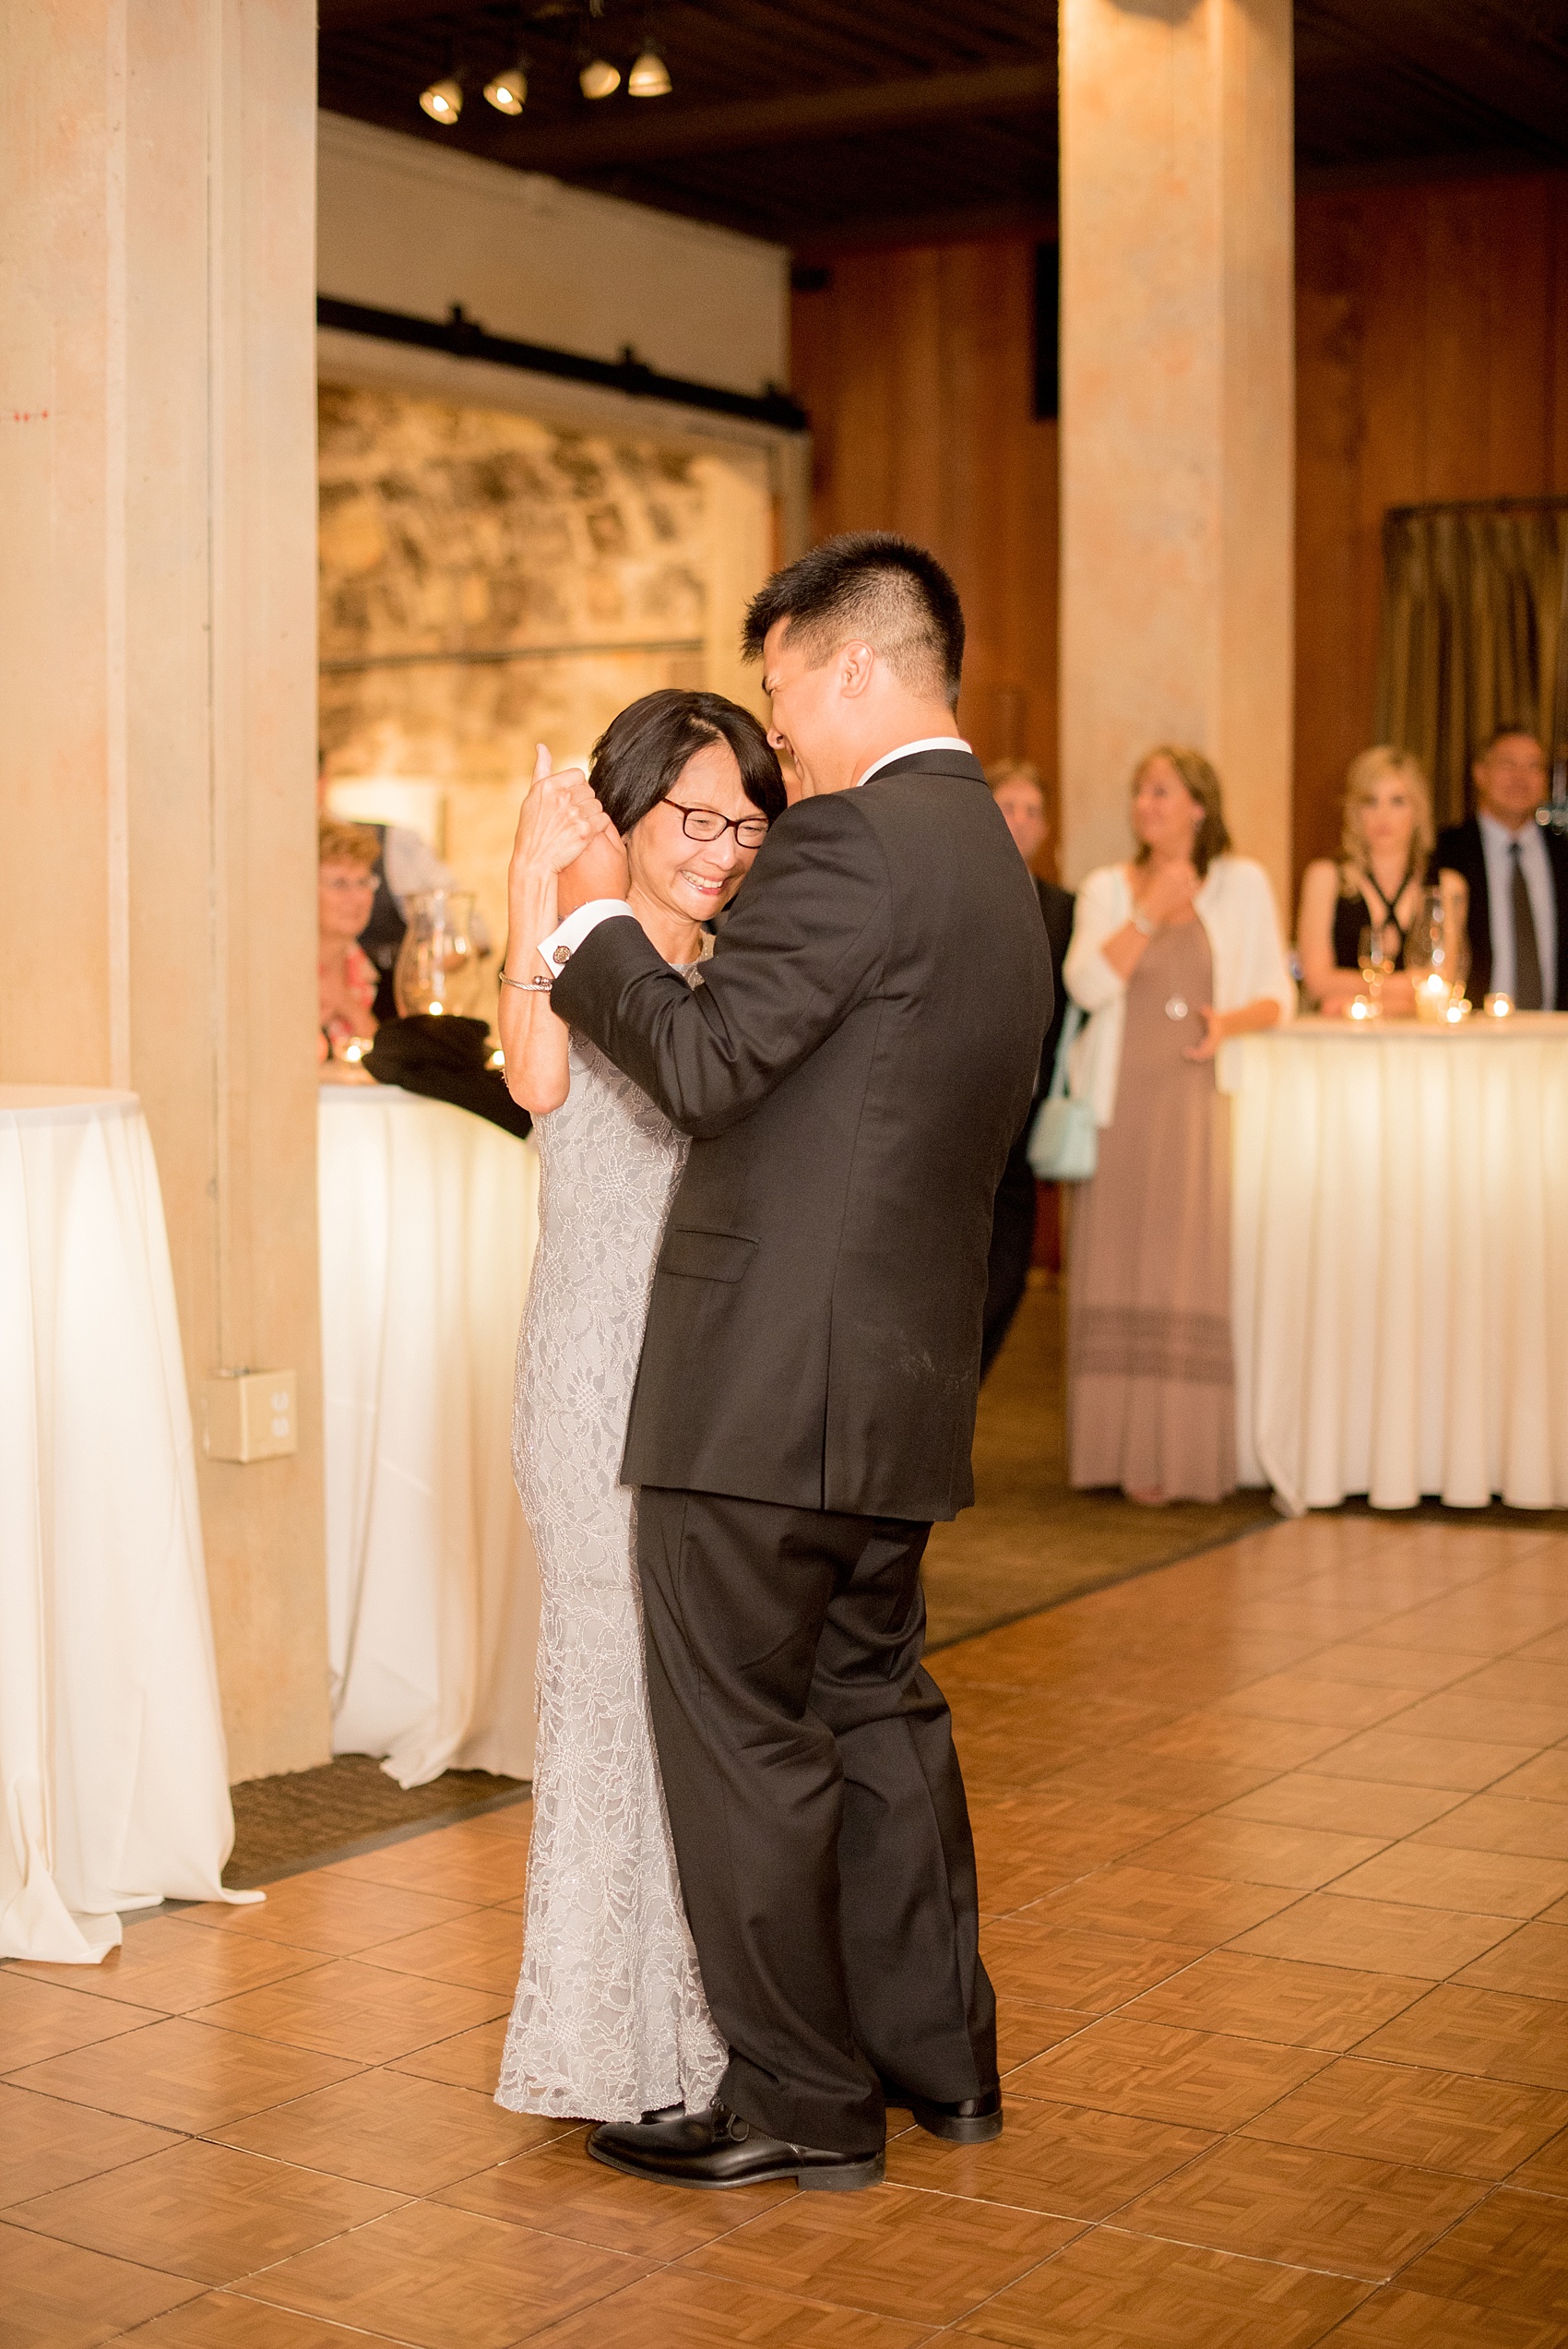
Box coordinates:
[588,689,787,835]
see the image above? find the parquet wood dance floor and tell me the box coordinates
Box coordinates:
[4,1513,1568,2345]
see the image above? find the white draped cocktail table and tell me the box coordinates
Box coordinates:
[0,1087,243,1962]
[317,1084,541,1788]
[1232,1016,1568,1516]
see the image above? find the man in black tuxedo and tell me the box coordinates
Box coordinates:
[535,535,1051,2191]
[1435,725,1568,1009]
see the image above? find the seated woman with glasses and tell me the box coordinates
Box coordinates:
[317,817,382,1061]
[1296,746,1435,1016]
[493,688,787,2133]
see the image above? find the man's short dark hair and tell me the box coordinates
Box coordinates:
[1477,721,1542,757]
[742,532,965,704]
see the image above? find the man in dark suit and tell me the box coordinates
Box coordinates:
[1435,725,1568,1009]
[980,761,1075,1376]
[531,534,1051,2192]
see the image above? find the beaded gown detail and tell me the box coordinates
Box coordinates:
[496,955,726,2121]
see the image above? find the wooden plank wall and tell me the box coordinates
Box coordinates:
[790,170,1568,900]
[1294,170,1568,876]
[790,242,1061,853]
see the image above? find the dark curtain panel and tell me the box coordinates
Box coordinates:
[1375,500,1568,829]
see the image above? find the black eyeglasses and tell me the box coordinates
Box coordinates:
[665,800,771,849]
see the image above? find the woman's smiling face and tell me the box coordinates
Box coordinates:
[626,738,767,923]
[1132,755,1202,856]
[319,858,377,942]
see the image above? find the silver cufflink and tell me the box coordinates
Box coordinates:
[552,945,572,965]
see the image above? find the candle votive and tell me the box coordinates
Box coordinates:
[1484,992,1514,1019]
[1413,972,1454,1024]
[1347,996,1372,1021]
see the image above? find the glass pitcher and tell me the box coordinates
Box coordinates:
[1405,887,1470,1021]
[393,888,481,1019]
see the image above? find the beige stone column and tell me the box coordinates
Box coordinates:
[1058,0,1294,904]
[0,0,328,1780]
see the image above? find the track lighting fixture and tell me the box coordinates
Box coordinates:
[627,43,671,97]
[484,59,528,113]
[419,74,463,125]
[579,54,621,99]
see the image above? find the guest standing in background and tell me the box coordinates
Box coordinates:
[1063,748,1295,1503]
[980,761,1074,1375]
[1436,726,1568,1010]
[316,774,493,1022]
[1297,747,1436,1016]
[317,817,382,1060]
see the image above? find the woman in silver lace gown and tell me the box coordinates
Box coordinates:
[493,691,787,2123]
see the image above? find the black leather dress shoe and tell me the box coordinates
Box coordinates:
[906,2085,1004,2144]
[588,2101,884,2193]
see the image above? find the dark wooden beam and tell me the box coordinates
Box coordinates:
[316,294,810,428]
[791,200,1058,259]
[1298,147,1567,197]
[445,61,1054,174]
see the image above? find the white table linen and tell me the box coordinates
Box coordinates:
[1,1088,244,1963]
[1233,1017,1568,1515]
[318,1085,540,1788]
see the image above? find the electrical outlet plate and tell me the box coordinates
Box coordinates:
[203,1368,298,1463]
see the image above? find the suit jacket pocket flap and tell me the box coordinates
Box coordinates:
[658,1226,757,1282]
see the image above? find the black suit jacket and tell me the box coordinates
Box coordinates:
[1434,814,1568,1005]
[550,749,1052,1523]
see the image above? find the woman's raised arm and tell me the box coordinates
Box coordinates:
[498,747,605,1115]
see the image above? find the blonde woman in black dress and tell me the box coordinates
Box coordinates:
[1297,746,1435,1016]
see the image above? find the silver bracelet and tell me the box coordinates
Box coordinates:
[500,967,553,991]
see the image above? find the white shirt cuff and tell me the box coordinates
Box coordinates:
[537,900,636,979]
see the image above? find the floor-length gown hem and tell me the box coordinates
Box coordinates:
[1067,918,1237,1504]
[496,962,727,2124]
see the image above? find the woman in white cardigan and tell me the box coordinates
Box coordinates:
[1063,746,1295,1502]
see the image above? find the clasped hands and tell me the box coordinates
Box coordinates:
[509,745,629,914]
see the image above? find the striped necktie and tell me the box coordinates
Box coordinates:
[1511,842,1544,1010]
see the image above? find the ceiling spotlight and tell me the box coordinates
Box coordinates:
[483,60,528,113]
[419,74,463,125]
[627,44,671,97]
[579,55,621,99]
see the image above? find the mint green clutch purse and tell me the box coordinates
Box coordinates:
[1026,1006,1098,1182]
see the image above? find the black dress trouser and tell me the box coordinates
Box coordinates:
[635,1485,997,2155]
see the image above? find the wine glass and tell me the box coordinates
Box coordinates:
[393,889,480,1019]
[1357,923,1394,1019]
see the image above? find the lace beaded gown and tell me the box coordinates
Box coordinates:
[496,953,727,2121]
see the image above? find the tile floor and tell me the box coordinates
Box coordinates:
[4,1514,1568,2346]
